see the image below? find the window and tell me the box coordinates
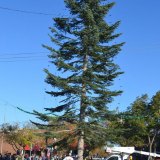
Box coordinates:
[108,156,119,160]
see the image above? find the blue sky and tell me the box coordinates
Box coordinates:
[0,0,160,124]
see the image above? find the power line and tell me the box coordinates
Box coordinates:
[0,6,55,16]
[0,51,49,56]
[0,99,51,117]
[0,55,47,59]
[0,51,50,62]
[0,99,38,124]
[0,99,17,109]
[0,99,36,115]
[0,59,48,63]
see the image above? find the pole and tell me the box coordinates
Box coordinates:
[0,114,5,154]
[0,132,4,154]
[30,144,32,158]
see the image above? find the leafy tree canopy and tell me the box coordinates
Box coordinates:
[115,91,160,155]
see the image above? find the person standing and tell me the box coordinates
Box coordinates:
[63,153,73,160]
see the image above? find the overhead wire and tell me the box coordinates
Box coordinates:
[0,99,38,119]
[0,99,35,125]
[0,5,69,18]
[0,99,18,110]
[0,99,53,117]
[0,55,46,59]
[0,6,55,16]
[0,51,49,56]
[0,59,47,63]
[0,51,50,62]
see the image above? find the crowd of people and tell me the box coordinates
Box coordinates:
[0,150,76,160]
[0,153,74,160]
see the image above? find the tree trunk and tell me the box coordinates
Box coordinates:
[148,136,152,160]
[148,134,156,160]
[77,54,88,160]
[148,144,152,160]
[154,142,156,153]
[78,133,84,160]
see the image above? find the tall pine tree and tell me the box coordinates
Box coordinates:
[35,0,124,159]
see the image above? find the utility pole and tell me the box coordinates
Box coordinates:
[0,132,4,154]
[0,113,6,154]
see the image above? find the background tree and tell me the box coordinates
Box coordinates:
[147,91,160,154]
[116,95,149,147]
[116,92,160,160]
[0,123,37,152]
[33,0,124,159]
